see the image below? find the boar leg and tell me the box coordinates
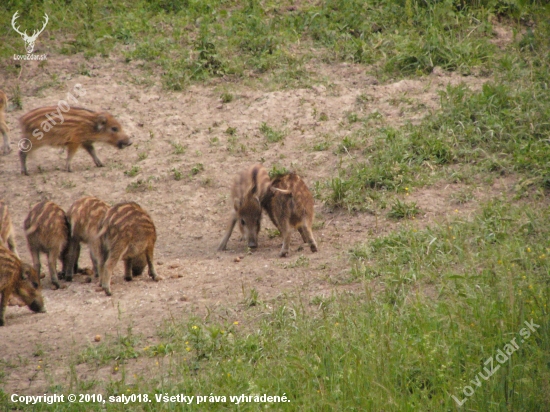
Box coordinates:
[64,238,81,282]
[124,258,133,281]
[298,225,318,253]
[279,221,292,258]
[145,247,159,281]
[90,252,100,278]
[89,237,102,277]
[100,257,118,296]
[7,234,19,257]
[1,129,10,155]
[30,248,41,279]
[218,213,238,251]
[19,150,29,175]
[47,250,60,289]
[298,226,308,244]
[0,289,9,326]
[83,142,104,167]
[65,143,79,172]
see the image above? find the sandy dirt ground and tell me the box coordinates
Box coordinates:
[0,52,514,394]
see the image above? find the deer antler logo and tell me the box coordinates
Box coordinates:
[11,11,49,54]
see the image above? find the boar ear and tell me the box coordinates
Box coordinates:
[95,114,108,132]
[271,187,292,196]
[246,182,258,198]
[20,264,32,280]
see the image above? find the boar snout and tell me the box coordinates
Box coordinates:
[117,138,132,149]
[248,239,258,248]
[29,298,46,313]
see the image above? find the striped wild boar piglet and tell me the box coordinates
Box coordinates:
[97,202,159,296]
[65,196,109,281]
[218,164,271,251]
[24,200,70,289]
[0,200,19,257]
[0,90,10,155]
[0,244,45,326]
[65,196,147,281]
[262,172,318,257]
[19,106,132,175]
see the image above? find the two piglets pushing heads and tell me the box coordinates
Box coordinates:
[97,202,159,296]
[218,164,318,257]
[18,106,132,175]
[0,245,45,326]
[24,201,70,289]
[65,196,147,282]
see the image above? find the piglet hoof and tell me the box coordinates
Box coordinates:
[2,147,11,155]
[310,244,318,253]
[279,250,289,258]
[50,283,60,290]
[124,275,133,282]
[103,288,112,297]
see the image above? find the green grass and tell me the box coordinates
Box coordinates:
[320,67,550,209]
[4,0,544,89]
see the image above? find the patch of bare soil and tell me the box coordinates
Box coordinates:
[0,55,496,394]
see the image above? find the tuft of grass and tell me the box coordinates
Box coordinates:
[170,142,186,155]
[190,163,204,176]
[387,199,421,220]
[172,168,183,181]
[260,122,285,143]
[124,165,140,177]
[451,187,475,205]
[126,179,153,193]
[221,92,234,103]
[313,141,330,151]
[336,135,360,154]
[268,164,289,179]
